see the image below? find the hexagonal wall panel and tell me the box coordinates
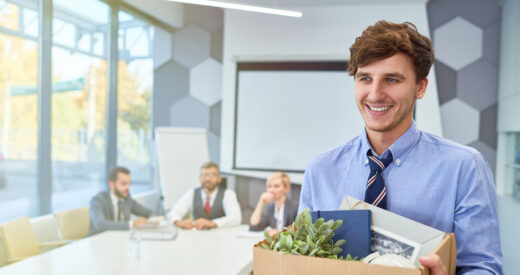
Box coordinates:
[172,24,211,68]
[208,131,220,164]
[434,17,483,70]
[457,59,498,111]
[155,60,190,105]
[210,101,221,137]
[479,104,497,149]
[211,28,223,63]
[456,0,500,28]
[153,27,172,70]
[441,98,479,145]
[170,95,210,129]
[435,61,457,105]
[483,22,500,65]
[154,61,190,127]
[190,58,222,106]
[427,0,459,30]
[185,5,223,32]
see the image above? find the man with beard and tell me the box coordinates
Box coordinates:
[89,166,152,235]
[167,162,241,230]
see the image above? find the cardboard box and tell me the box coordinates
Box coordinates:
[253,233,455,275]
[253,195,457,275]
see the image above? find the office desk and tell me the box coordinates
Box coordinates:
[0,225,262,275]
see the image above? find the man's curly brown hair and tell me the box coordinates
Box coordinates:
[347,21,434,83]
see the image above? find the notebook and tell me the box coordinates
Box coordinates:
[311,209,371,259]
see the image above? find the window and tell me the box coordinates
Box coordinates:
[0,0,38,222]
[117,10,154,193]
[51,0,109,212]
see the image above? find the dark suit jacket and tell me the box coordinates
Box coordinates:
[249,197,299,231]
[89,190,152,235]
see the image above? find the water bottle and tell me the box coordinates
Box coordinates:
[127,228,141,260]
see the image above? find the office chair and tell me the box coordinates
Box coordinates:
[0,217,66,263]
[55,207,90,240]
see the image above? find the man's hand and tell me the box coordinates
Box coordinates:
[174,218,194,229]
[193,218,217,230]
[259,192,274,205]
[420,255,447,275]
[132,217,148,227]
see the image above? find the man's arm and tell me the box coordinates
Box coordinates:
[212,189,241,228]
[130,198,152,218]
[298,166,315,213]
[453,154,503,274]
[90,196,129,232]
[167,189,194,225]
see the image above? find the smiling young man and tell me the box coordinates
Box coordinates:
[167,162,241,230]
[298,21,502,274]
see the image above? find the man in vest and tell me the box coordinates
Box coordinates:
[167,162,241,229]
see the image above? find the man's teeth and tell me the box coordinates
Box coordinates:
[368,105,391,112]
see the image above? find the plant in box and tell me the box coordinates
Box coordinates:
[259,208,358,260]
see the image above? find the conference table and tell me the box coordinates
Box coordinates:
[0,225,263,275]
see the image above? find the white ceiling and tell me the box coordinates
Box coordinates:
[217,0,429,7]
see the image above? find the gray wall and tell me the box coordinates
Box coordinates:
[427,0,501,173]
[153,5,223,164]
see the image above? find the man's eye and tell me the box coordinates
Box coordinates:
[359,77,371,81]
[386,78,398,83]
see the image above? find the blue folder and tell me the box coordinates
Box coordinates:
[311,209,371,259]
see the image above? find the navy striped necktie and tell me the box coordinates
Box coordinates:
[364,150,393,209]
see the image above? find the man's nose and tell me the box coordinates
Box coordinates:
[366,80,386,101]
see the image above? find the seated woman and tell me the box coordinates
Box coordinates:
[249,172,298,235]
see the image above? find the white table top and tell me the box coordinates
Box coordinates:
[0,225,263,275]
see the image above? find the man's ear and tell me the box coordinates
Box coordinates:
[416,77,428,99]
[108,181,114,190]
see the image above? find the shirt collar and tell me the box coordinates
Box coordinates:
[361,121,421,167]
[201,187,219,200]
[110,191,119,206]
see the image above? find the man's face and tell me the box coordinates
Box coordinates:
[199,167,221,192]
[109,173,131,199]
[267,178,290,201]
[354,53,427,137]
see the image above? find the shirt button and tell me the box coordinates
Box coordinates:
[395,159,401,164]
[365,159,369,164]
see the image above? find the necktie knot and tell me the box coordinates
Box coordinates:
[367,150,393,173]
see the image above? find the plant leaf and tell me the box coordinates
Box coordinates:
[335,239,346,247]
[264,231,273,243]
[332,220,343,231]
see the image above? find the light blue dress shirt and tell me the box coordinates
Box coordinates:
[298,121,502,274]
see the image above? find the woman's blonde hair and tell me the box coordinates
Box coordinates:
[266,172,291,188]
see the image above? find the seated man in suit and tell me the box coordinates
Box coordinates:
[89,166,153,235]
[167,162,241,230]
[249,172,298,235]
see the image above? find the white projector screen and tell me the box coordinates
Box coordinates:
[234,62,364,172]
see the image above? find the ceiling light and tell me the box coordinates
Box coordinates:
[166,0,303,17]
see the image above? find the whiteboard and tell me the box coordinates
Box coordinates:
[155,127,209,210]
[235,70,364,172]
